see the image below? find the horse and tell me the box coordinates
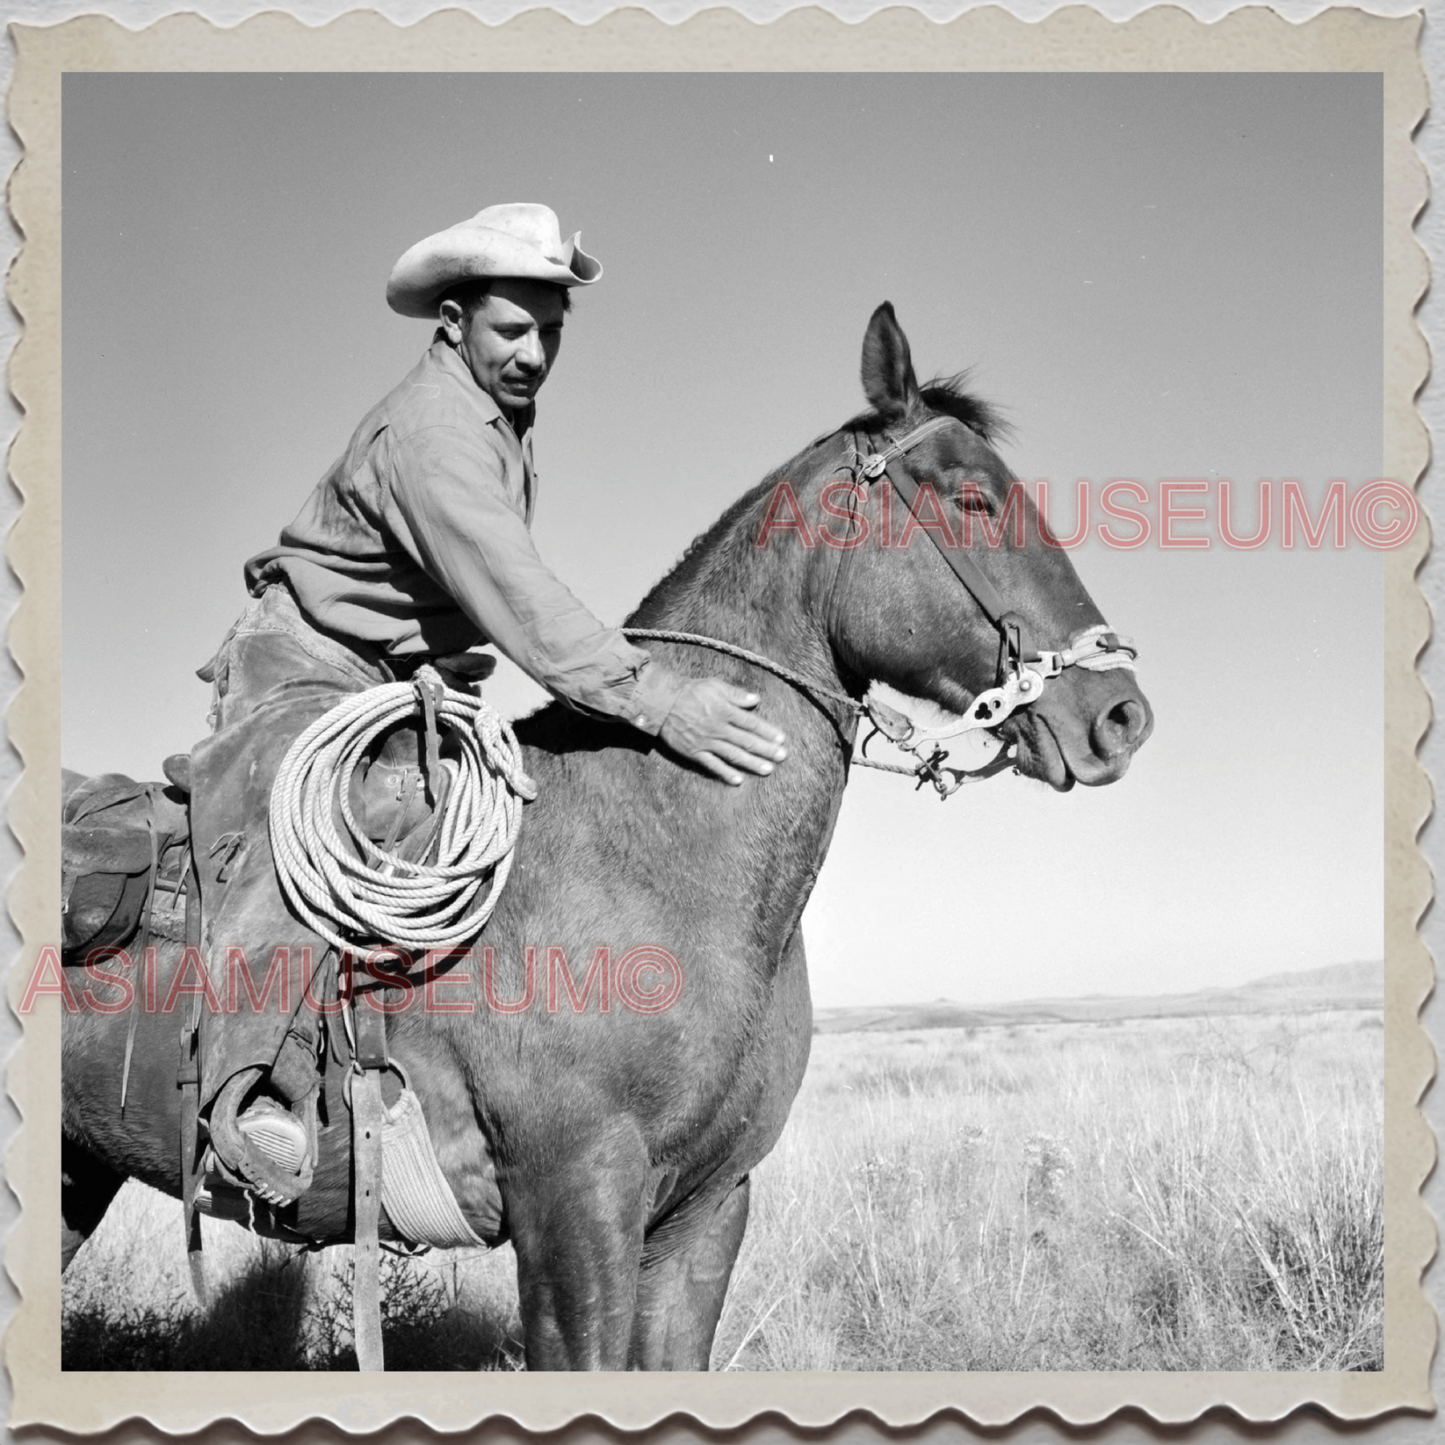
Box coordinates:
[61,302,1152,1369]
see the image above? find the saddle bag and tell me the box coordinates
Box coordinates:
[62,767,191,959]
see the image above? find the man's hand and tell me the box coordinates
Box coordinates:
[659,679,788,786]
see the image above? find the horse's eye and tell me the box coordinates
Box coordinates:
[959,485,992,514]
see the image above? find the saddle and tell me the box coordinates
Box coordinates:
[61,767,192,961]
[61,710,462,964]
[63,655,500,1371]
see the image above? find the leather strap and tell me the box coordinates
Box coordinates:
[416,672,445,805]
[351,997,389,1372]
[353,994,390,1072]
[878,458,1015,628]
[178,1001,205,1289]
[857,417,1034,674]
[352,1067,385,1371]
[176,851,206,1297]
[859,419,1010,622]
[120,811,162,1114]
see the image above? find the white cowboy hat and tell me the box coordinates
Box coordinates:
[386,202,602,317]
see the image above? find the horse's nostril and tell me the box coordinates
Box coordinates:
[1092,696,1150,758]
[1115,699,1148,741]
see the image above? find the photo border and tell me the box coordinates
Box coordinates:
[4,4,1433,1432]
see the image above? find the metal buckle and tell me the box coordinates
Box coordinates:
[998,615,1028,680]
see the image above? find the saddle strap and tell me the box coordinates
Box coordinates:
[176,851,206,1296]
[351,1000,388,1372]
[120,812,163,1115]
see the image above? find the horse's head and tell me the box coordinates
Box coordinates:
[814,302,1152,789]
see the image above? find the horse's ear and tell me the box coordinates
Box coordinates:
[860,301,920,421]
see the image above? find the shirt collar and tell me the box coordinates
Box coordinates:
[426,336,536,439]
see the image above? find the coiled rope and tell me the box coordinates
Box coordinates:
[269,667,536,960]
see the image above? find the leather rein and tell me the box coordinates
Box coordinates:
[626,415,1138,800]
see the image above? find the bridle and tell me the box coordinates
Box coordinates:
[626,414,1139,799]
[849,415,1137,728]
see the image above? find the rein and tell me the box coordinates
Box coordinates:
[623,624,1010,797]
[621,624,995,795]
[624,414,1139,800]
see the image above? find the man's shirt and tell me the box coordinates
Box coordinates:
[246,338,677,731]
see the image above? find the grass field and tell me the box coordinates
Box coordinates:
[62,1007,1382,1371]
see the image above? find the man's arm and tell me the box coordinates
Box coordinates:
[386,422,661,722]
[384,424,786,783]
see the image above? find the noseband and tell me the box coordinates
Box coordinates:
[626,413,1139,799]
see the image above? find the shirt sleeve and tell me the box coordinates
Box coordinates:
[382,421,681,732]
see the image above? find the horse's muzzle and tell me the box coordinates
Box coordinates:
[1006,675,1153,790]
[1090,693,1153,761]
[1066,682,1153,785]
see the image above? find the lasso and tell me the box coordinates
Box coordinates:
[269,666,537,960]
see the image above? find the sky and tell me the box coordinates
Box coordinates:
[62,72,1384,1007]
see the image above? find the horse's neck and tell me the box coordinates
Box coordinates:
[546,459,857,958]
[634,443,852,693]
[656,475,857,936]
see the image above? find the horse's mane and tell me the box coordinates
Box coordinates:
[626,372,1006,627]
[840,371,1010,445]
[922,371,1010,442]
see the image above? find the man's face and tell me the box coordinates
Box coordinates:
[440,277,566,414]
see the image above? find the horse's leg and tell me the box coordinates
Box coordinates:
[505,1122,649,1370]
[629,1175,751,1370]
[61,1134,125,1272]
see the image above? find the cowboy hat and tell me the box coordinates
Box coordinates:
[386,202,602,317]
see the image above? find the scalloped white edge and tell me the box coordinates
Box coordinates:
[2,4,1433,1434]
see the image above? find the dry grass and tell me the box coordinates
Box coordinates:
[62,1198,524,1370]
[713,1010,1384,1371]
[62,1009,1381,1371]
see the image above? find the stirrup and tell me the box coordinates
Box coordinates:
[208,1067,315,1207]
[238,1099,309,1176]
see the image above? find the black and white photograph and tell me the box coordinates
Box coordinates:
[8,7,1429,1427]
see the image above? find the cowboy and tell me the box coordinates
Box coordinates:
[187,204,788,1201]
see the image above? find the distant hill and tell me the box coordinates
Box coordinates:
[812,959,1384,1035]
